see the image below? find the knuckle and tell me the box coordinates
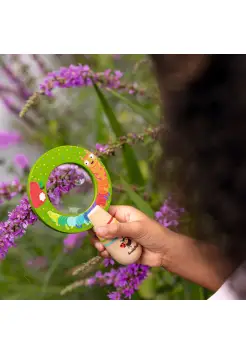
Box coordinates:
[133,220,148,239]
[134,220,144,233]
[111,223,120,235]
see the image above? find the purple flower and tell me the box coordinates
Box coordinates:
[0,131,22,148]
[88,196,184,300]
[0,178,24,204]
[87,277,97,286]
[112,55,121,60]
[103,258,115,267]
[14,154,29,170]
[26,256,48,270]
[31,55,49,75]
[114,70,123,79]
[63,232,87,252]
[0,196,38,259]
[1,96,22,116]
[46,164,91,206]
[122,287,135,299]
[87,263,149,300]
[95,143,109,153]
[0,163,93,259]
[108,291,121,300]
[155,196,185,229]
[1,62,31,99]
[39,65,124,96]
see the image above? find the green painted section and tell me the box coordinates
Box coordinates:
[27,146,112,234]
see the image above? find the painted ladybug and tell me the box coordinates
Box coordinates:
[30,181,46,208]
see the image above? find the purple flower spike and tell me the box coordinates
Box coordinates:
[39,65,125,96]
[0,163,92,259]
[63,232,87,252]
[0,178,24,204]
[108,291,121,300]
[0,196,38,259]
[87,263,149,300]
[0,131,22,148]
[95,143,109,153]
[88,195,184,300]
[14,154,29,170]
[155,196,185,229]
[103,258,115,267]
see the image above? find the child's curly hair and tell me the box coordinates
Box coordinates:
[152,54,246,262]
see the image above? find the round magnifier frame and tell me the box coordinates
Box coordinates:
[27,146,112,233]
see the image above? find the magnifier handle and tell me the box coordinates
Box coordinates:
[88,205,142,265]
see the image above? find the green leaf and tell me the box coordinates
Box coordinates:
[138,274,156,299]
[48,119,58,135]
[95,99,108,142]
[182,280,208,300]
[120,177,154,218]
[162,270,176,286]
[122,144,145,185]
[93,83,144,185]
[93,83,124,136]
[109,89,159,125]
[41,253,64,299]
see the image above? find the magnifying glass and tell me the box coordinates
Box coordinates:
[27,146,142,265]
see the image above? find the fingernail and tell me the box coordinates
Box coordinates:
[94,226,108,236]
[95,242,104,252]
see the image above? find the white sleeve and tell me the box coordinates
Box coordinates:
[209,261,246,300]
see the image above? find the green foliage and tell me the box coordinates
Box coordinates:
[0,54,210,300]
[109,89,159,125]
[120,177,154,218]
[93,83,144,186]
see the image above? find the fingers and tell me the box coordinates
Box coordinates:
[94,220,146,242]
[100,250,110,258]
[108,205,145,223]
[90,234,110,258]
[108,205,131,223]
[90,235,105,252]
[90,205,147,258]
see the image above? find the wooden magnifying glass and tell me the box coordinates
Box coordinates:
[27,145,142,265]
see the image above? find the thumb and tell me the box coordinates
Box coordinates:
[94,221,146,242]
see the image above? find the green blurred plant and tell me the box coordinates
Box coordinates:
[0,54,212,300]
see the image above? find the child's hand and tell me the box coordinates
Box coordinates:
[90,205,171,267]
[91,205,237,291]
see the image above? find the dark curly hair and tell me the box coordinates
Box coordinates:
[151,54,246,263]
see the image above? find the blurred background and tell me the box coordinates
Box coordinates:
[0,54,211,300]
